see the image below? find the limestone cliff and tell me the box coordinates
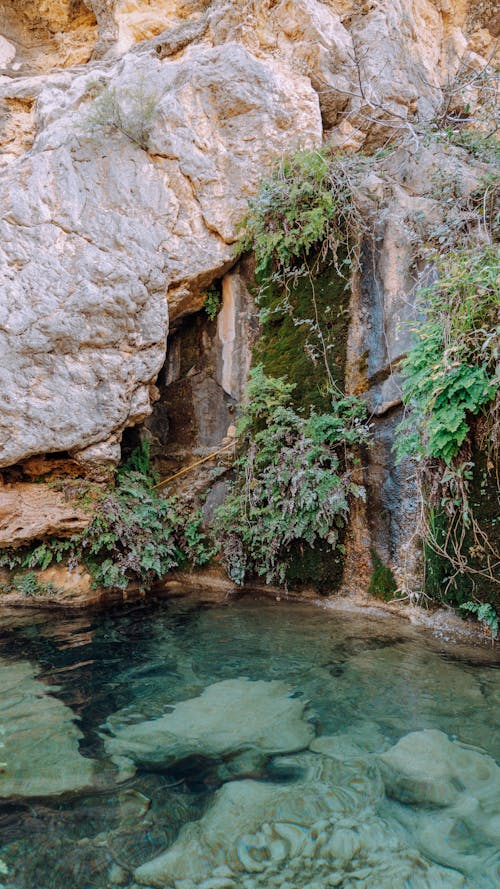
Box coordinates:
[0,0,498,594]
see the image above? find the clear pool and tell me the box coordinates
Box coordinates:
[0,596,498,889]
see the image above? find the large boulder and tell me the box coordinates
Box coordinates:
[104,678,315,771]
[0,43,321,471]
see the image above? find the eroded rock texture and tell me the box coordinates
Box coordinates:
[134,743,482,889]
[0,0,497,579]
[0,41,319,471]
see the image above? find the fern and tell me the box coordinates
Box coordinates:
[460,601,498,639]
[215,368,369,585]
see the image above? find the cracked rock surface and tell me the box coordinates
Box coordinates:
[0,42,320,470]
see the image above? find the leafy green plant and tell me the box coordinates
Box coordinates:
[11,572,57,598]
[79,472,213,591]
[397,247,499,465]
[204,283,221,321]
[0,445,215,594]
[460,600,498,640]
[215,367,369,585]
[118,438,156,480]
[396,245,499,600]
[450,130,500,166]
[237,148,366,287]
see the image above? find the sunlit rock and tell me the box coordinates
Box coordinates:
[104,678,315,771]
[0,43,320,478]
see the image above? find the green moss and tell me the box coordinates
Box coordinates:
[367,551,398,601]
[284,539,346,593]
[255,257,350,413]
[244,257,353,591]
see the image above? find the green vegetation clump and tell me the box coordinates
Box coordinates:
[238,149,355,281]
[215,367,369,586]
[0,444,214,594]
[12,572,57,598]
[450,131,500,166]
[203,283,222,321]
[460,600,498,640]
[367,552,399,601]
[397,245,499,611]
[84,78,159,150]
[218,149,373,588]
[397,247,499,465]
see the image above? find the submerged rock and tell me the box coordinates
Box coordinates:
[379,729,500,807]
[135,749,468,889]
[379,729,500,882]
[0,659,96,798]
[104,678,315,771]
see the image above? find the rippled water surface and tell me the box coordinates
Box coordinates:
[0,596,498,889]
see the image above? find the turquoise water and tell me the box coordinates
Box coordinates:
[0,596,498,889]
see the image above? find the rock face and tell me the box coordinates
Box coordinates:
[0,0,98,74]
[146,264,257,471]
[0,42,320,471]
[105,678,315,771]
[0,0,497,581]
[0,482,89,547]
[341,143,488,594]
[0,658,96,797]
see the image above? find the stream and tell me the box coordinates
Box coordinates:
[0,595,498,889]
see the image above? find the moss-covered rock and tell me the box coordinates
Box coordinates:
[255,258,350,414]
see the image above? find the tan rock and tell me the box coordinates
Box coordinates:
[0,96,35,167]
[0,0,98,74]
[0,484,89,547]
[35,563,94,597]
[115,0,209,53]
